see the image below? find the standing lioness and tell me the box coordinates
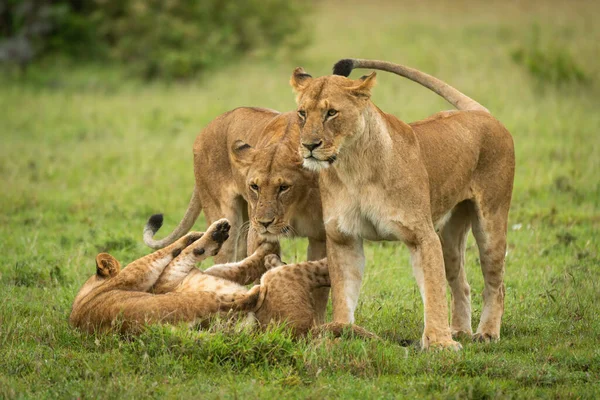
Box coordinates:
[291,59,515,350]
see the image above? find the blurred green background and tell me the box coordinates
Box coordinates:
[0,0,309,78]
[1,0,599,398]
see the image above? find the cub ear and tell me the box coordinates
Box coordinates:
[290,67,313,93]
[346,71,377,98]
[96,253,121,278]
[231,140,256,170]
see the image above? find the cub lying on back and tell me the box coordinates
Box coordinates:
[70,219,332,336]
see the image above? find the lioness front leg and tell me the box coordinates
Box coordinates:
[325,226,365,324]
[410,230,461,351]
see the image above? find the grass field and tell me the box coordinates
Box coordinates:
[1,0,599,398]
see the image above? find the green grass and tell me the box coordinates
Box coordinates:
[1,0,599,398]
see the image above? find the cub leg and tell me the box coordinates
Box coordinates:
[152,219,230,294]
[111,231,204,291]
[204,242,276,285]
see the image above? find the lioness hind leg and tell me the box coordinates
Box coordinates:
[439,202,473,338]
[471,200,510,342]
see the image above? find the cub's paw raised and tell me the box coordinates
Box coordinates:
[210,219,230,243]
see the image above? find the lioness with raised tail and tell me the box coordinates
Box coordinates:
[290,59,514,350]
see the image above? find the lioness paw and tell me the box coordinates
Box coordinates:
[451,329,473,341]
[421,336,463,351]
[473,332,499,343]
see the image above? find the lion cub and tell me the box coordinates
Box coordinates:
[70,219,332,336]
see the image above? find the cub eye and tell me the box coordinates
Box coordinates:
[297,110,306,119]
[327,109,337,117]
[250,184,259,191]
[279,185,290,192]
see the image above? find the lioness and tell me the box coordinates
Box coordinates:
[142,109,326,264]
[290,59,515,350]
[70,219,333,337]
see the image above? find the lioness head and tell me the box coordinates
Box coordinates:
[231,114,319,240]
[290,68,377,172]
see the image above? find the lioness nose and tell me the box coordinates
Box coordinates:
[302,141,322,151]
[259,219,274,229]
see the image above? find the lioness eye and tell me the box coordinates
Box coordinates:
[298,110,306,118]
[327,109,337,117]
[279,185,290,192]
[250,184,259,191]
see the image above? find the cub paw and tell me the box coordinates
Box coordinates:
[210,219,230,243]
[264,254,285,270]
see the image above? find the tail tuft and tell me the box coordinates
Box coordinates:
[146,214,164,234]
[332,59,355,77]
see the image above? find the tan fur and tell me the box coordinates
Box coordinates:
[141,107,330,322]
[290,59,515,350]
[142,109,326,262]
[71,219,333,337]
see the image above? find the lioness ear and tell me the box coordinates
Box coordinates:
[231,140,256,169]
[290,67,313,93]
[96,253,121,278]
[347,72,377,98]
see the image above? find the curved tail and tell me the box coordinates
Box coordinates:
[143,187,202,249]
[333,58,489,113]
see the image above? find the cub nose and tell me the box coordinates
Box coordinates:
[302,141,323,152]
[259,219,274,229]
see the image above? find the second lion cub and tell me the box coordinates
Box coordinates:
[70,219,332,336]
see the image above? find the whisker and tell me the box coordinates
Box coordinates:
[280,225,297,238]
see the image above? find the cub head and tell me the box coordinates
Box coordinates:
[72,253,122,308]
[231,115,319,241]
[290,67,377,172]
